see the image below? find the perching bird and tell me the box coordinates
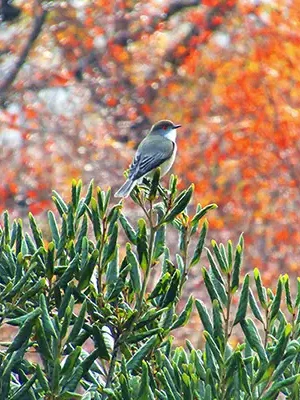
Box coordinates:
[115,120,181,198]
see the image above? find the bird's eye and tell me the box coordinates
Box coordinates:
[163,125,167,130]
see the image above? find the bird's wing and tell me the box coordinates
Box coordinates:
[128,136,174,181]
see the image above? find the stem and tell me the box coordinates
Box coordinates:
[97,220,107,294]
[264,308,269,348]
[103,199,156,393]
[225,272,232,343]
[220,272,232,400]
[136,200,155,314]
[103,335,120,399]
[179,227,190,293]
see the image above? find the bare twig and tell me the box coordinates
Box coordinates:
[0,4,47,100]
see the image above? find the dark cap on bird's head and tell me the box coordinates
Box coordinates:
[150,120,181,136]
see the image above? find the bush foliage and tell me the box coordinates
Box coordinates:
[0,176,299,400]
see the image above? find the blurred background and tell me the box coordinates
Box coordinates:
[1,0,300,289]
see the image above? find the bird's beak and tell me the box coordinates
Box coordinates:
[173,124,181,129]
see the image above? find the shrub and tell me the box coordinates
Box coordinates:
[0,175,299,399]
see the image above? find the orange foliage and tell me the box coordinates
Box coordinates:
[1,0,300,278]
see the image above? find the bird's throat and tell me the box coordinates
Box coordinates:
[165,129,177,143]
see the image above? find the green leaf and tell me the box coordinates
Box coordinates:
[169,174,178,200]
[170,295,194,330]
[230,236,244,293]
[195,299,213,336]
[149,272,171,299]
[260,374,300,400]
[253,268,267,309]
[148,167,161,200]
[56,214,67,259]
[106,277,125,301]
[271,354,297,382]
[77,249,99,290]
[203,331,223,365]
[163,185,194,223]
[35,317,53,360]
[119,213,137,244]
[136,219,149,270]
[206,248,225,286]
[189,220,208,267]
[67,300,87,343]
[24,232,36,254]
[46,241,55,280]
[92,325,110,360]
[138,361,151,400]
[212,299,225,351]
[107,205,122,236]
[202,267,222,306]
[39,293,57,338]
[249,288,264,324]
[190,349,206,380]
[7,317,35,352]
[36,363,50,392]
[126,328,163,344]
[96,187,105,218]
[160,304,175,330]
[57,254,79,288]
[161,368,182,400]
[237,355,252,396]
[3,210,10,244]
[126,243,142,293]
[29,212,44,249]
[58,392,82,400]
[8,372,37,400]
[71,179,79,208]
[84,180,94,208]
[233,274,250,326]
[161,269,180,307]
[61,304,73,340]
[15,219,23,255]
[283,273,293,314]
[106,248,119,286]
[102,223,118,267]
[156,372,177,400]
[227,240,233,271]
[240,319,268,363]
[17,277,46,303]
[260,324,292,383]
[190,203,218,229]
[211,240,228,273]
[90,197,102,240]
[153,212,166,260]
[296,278,300,307]
[3,262,36,301]
[210,271,227,306]
[62,366,83,393]
[76,215,88,253]
[135,307,169,330]
[269,276,283,323]
[67,204,75,239]
[6,308,42,326]
[58,285,73,319]
[61,346,82,375]
[48,210,60,246]
[52,190,68,215]
[119,374,131,400]
[127,335,160,370]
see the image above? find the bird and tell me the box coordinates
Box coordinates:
[115,120,181,198]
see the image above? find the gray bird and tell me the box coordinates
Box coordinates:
[115,120,181,198]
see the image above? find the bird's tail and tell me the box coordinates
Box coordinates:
[114,179,136,198]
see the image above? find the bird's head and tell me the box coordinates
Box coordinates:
[149,120,181,142]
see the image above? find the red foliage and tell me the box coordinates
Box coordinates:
[0,0,299,277]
